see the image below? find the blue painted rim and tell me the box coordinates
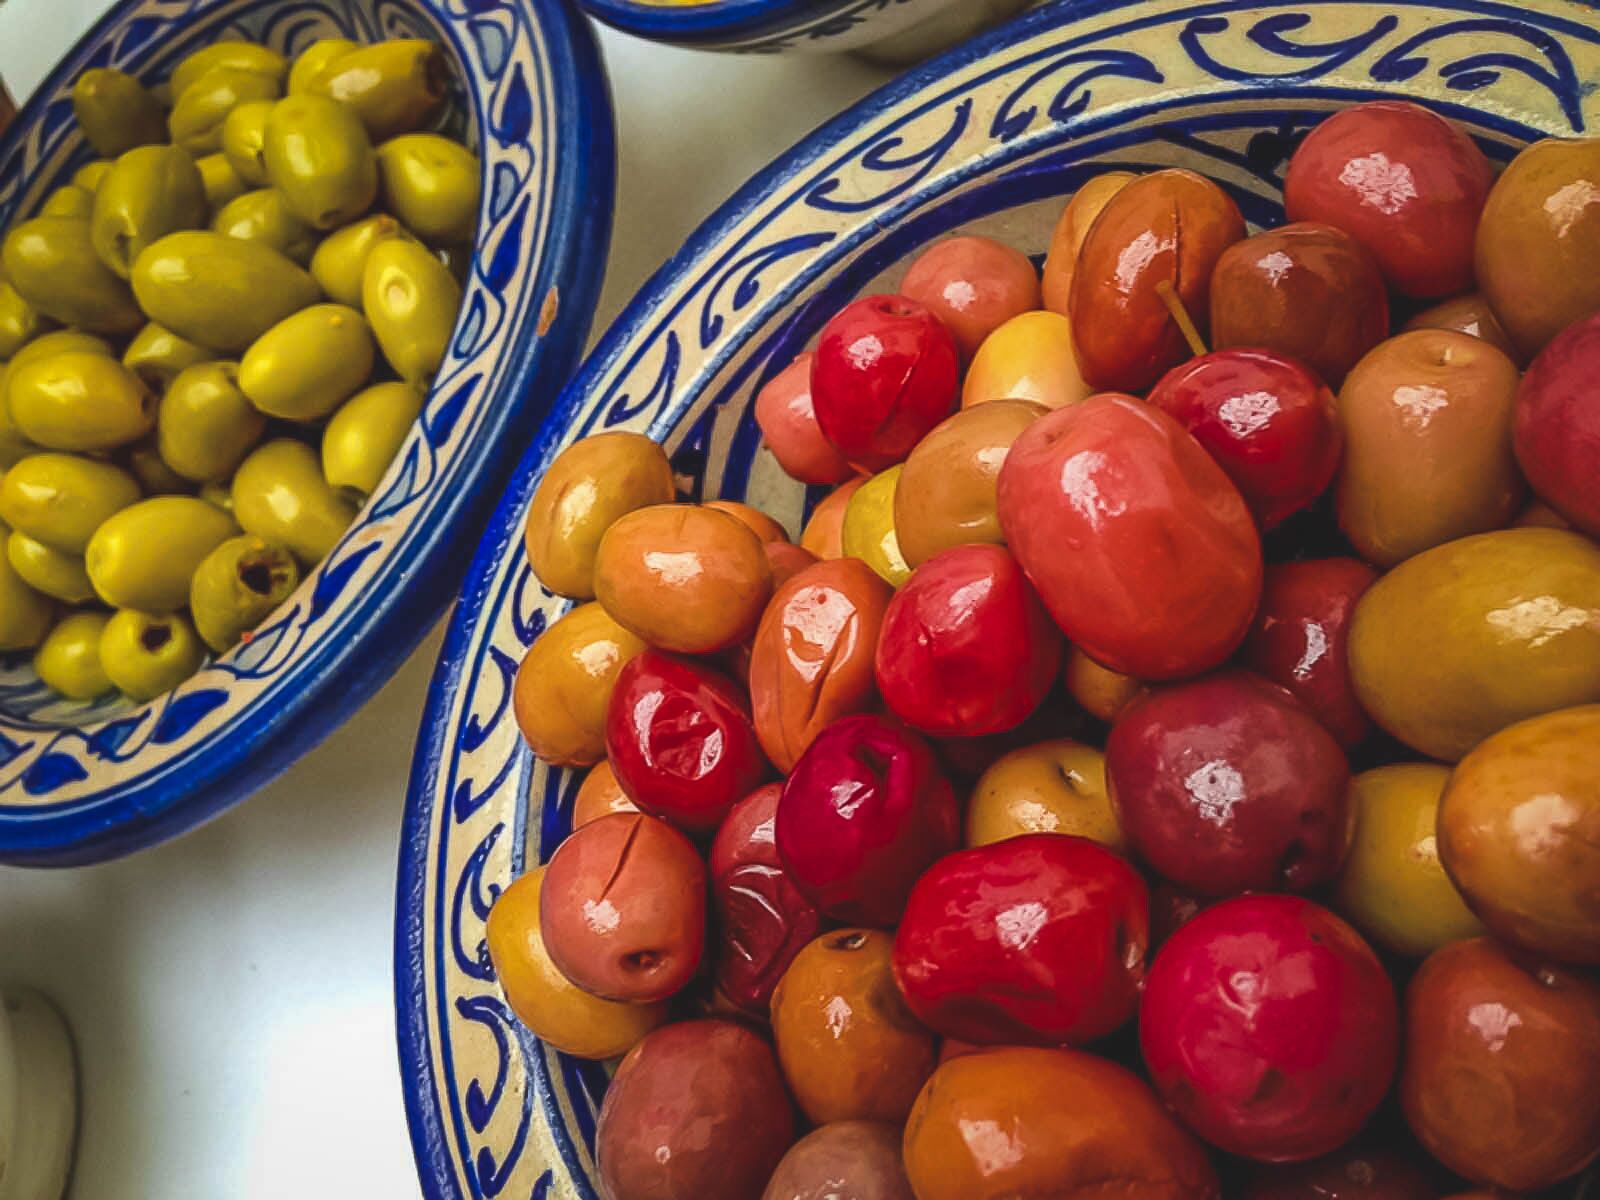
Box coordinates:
[578,0,824,42]
[0,0,617,865]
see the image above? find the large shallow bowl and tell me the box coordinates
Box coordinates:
[397,0,1600,1195]
[0,0,614,865]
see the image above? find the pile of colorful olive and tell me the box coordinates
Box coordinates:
[0,34,476,702]
[489,100,1600,1200]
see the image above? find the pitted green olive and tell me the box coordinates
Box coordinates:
[0,453,141,553]
[322,381,421,497]
[0,281,51,359]
[200,479,234,514]
[168,66,282,156]
[195,153,247,210]
[363,237,461,385]
[7,352,155,451]
[220,98,274,186]
[71,68,166,157]
[85,496,238,611]
[211,188,317,264]
[262,93,378,231]
[130,231,320,352]
[157,361,266,482]
[309,213,409,307]
[122,322,209,390]
[8,530,95,604]
[288,38,357,96]
[1,217,143,333]
[189,533,300,652]
[239,303,374,421]
[308,40,448,141]
[91,144,209,278]
[376,133,480,246]
[34,611,113,700]
[169,42,287,98]
[71,161,113,194]
[232,439,358,564]
[126,439,192,496]
[39,185,94,219]
[99,608,206,701]
[0,538,53,652]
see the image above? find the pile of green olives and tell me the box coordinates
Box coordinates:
[0,34,477,703]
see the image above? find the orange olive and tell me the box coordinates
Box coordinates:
[1041,171,1137,315]
[1063,644,1145,722]
[799,476,865,560]
[966,739,1123,851]
[900,235,1041,360]
[705,498,790,544]
[512,603,644,767]
[1404,292,1523,365]
[961,310,1092,411]
[765,540,820,588]
[571,760,637,830]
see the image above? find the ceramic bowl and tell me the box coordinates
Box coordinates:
[397,0,1600,1194]
[0,0,614,865]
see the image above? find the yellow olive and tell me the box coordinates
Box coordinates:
[131,230,320,352]
[34,611,114,700]
[39,185,94,219]
[85,496,239,611]
[511,602,645,766]
[90,144,209,278]
[308,40,449,141]
[220,98,275,186]
[122,322,210,391]
[71,68,166,157]
[0,280,51,359]
[7,529,95,604]
[168,66,283,156]
[375,133,480,245]
[0,453,140,553]
[125,439,191,496]
[189,533,300,652]
[0,537,53,652]
[169,42,288,98]
[362,236,461,385]
[99,609,206,701]
[1,217,143,333]
[231,439,359,565]
[967,739,1124,851]
[288,38,358,95]
[211,187,318,264]
[195,152,248,210]
[309,213,409,307]
[157,362,266,482]
[321,381,421,497]
[7,352,155,451]
[841,466,910,587]
[71,160,113,194]
[262,93,378,231]
[238,303,375,421]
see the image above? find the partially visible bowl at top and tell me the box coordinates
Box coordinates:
[0,0,615,865]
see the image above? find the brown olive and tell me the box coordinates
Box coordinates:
[511,602,644,767]
[762,1121,913,1200]
[1040,171,1136,315]
[1404,292,1522,364]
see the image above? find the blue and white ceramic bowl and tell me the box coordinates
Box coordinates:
[0,0,614,865]
[397,0,1600,1194]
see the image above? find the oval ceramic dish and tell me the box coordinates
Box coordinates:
[0,0,614,865]
[397,0,1600,1195]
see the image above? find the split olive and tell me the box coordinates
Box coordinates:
[189,533,300,653]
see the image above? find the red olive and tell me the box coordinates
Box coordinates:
[756,351,854,485]
[1514,310,1600,537]
[899,235,1041,360]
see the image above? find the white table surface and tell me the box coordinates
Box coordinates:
[0,10,892,1196]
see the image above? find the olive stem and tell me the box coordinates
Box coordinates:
[1154,280,1209,359]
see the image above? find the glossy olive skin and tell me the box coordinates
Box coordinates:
[99,609,207,700]
[799,477,864,560]
[361,236,462,384]
[1063,646,1144,722]
[288,38,358,96]
[595,504,773,655]
[512,602,643,766]
[899,235,1040,359]
[376,133,480,245]
[168,67,282,156]
[1337,330,1523,567]
[902,1048,1220,1200]
[1242,558,1378,748]
[8,530,93,604]
[596,1020,795,1200]
[263,93,378,230]
[189,534,301,653]
[309,213,409,307]
[132,231,320,352]
[321,381,421,497]
[754,351,853,485]
[762,1121,913,1200]
[240,303,375,421]
[72,160,114,193]
[571,761,637,829]
[220,99,274,186]
[169,42,288,98]
[1401,938,1600,1190]
[1348,528,1600,761]
[71,68,166,156]
[86,496,238,612]
[749,557,891,772]
[1,217,143,334]
[1474,136,1600,358]
[604,650,767,834]
[0,538,52,651]
[485,866,666,1060]
[158,362,266,483]
[195,153,247,210]
[122,322,210,391]
[306,40,449,141]
[1405,291,1521,363]
[777,713,959,927]
[8,352,155,451]
[1071,168,1246,392]
[33,611,113,701]
[0,453,139,553]
[1209,223,1389,387]
[966,739,1121,851]
[1108,671,1353,896]
[997,394,1263,679]
[894,399,1042,567]
[1515,310,1600,536]
[840,467,910,587]
[1141,895,1399,1162]
[960,310,1092,411]
[212,187,318,263]
[1239,1143,1441,1200]
[539,811,706,1003]
[1439,705,1600,963]
[1285,101,1493,299]
[91,145,208,279]
[703,499,787,545]
[231,439,359,565]
[0,281,48,361]
[1337,764,1484,958]
[1040,171,1137,315]
[773,929,936,1123]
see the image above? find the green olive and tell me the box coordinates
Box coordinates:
[363,237,461,385]
[6,330,112,367]
[211,188,317,264]
[7,352,155,451]
[220,98,274,187]
[0,534,53,652]
[34,610,113,700]
[71,68,166,157]
[130,230,320,352]
[0,217,143,333]
[85,496,238,611]
[200,479,234,514]
[0,280,52,359]
[169,42,288,99]
[195,153,247,210]
[322,381,421,497]
[232,439,358,564]
[262,93,378,231]
[7,529,94,604]
[0,453,141,553]
[122,322,210,391]
[308,40,448,141]
[39,185,94,219]
[308,213,409,307]
[288,38,357,96]
[90,144,209,278]
[71,160,114,194]
[238,303,374,421]
[126,440,191,496]
[168,66,282,156]
[157,361,266,482]
[189,533,300,652]
[99,609,206,701]
[376,134,480,246]
[0,392,33,469]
